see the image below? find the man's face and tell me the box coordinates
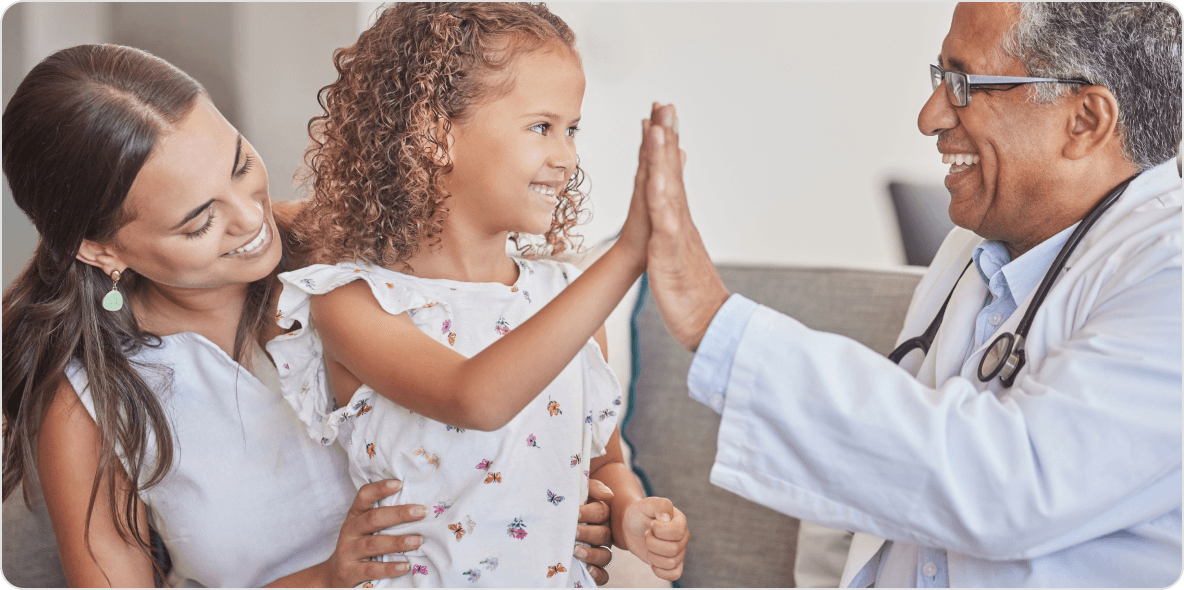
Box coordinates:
[918,3,1072,250]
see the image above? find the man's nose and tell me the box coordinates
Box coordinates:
[918,83,958,137]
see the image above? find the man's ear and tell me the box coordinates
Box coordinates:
[1063,85,1121,161]
[433,117,455,166]
[76,239,127,277]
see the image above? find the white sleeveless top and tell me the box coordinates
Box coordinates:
[66,332,356,587]
[268,259,620,587]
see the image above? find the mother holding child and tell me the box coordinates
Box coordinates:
[3,3,688,587]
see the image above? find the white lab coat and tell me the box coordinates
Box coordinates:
[697,160,1181,587]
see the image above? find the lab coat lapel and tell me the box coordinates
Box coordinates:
[923,267,988,386]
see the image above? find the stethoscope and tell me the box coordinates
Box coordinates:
[887,174,1138,387]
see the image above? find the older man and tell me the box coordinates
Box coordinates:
[640,3,1180,587]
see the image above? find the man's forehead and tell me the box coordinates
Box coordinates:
[940,2,1022,75]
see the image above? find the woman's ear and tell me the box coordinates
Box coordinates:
[76,239,127,276]
[1063,85,1121,161]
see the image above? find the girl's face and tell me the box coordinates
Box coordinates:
[444,46,586,237]
[98,98,280,290]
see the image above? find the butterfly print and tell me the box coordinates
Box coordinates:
[585,412,593,425]
[599,409,617,422]
[476,459,493,471]
[506,517,528,540]
[495,317,511,336]
[414,446,441,468]
[449,522,466,541]
[526,434,539,448]
[446,425,466,433]
[613,395,622,406]
[484,472,502,484]
[422,301,439,308]
[547,563,568,578]
[480,557,499,571]
[523,290,532,303]
[282,363,289,370]
[547,489,565,505]
[547,398,562,416]
[385,282,394,289]
[467,515,476,533]
[352,398,372,417]
[362,582,373,588]
[463,569,481,583]
[300,278,316,289]
[571,454,581,466]
[412,564,428,575]
[448,331,457,346]
[275,309,284,321]
[365,443,376,459]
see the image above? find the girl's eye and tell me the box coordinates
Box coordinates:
[529,123,550,135]
[566,126,580,138]
[234,152,254,178]
[185,211,216,239]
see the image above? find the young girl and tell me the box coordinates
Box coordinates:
[268,3,688,587]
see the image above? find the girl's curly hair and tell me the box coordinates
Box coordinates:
[293,2,588,266]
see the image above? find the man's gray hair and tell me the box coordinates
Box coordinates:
[1002,3,1181,170]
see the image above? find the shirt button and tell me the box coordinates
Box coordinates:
[988,312,1002,326]
[710,395,724,411]
[923,562,938,577]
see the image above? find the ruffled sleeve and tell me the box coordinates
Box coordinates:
[266,262,452,445]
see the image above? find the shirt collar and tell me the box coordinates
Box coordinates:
[972,222,1078,308]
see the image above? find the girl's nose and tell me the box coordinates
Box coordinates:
[550,137,578,172]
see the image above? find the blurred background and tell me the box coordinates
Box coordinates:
[2,3,956,585]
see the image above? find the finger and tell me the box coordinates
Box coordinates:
[357,503,428,535]
[576,523,613,547]
[358,559,411,582]
[636,496,675,521]
[650,563,685,582]
[651,514,687,542]
[358,532,425,558]
[644,533,685,558]
[644,551,683,572]
[577,500,610,527]
[349,479,402,515]
[587,564,610,586]
[586,479,615,504]
[573,544,613,568]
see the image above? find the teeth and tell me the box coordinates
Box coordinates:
[942,153,980,166]
[227,223,268,256]
[529,183,556,196]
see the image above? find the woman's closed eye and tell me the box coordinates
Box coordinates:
[234,152,254,178]
[185,210,216,239]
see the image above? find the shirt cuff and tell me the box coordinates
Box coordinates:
[687,293,759,414]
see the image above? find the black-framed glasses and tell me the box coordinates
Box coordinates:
[929,64,1090,107]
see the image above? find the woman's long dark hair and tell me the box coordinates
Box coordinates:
[2,44,276,578]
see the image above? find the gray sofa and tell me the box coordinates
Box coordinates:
[622,263,923,587]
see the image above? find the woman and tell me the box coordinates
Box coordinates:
[1,44,614,587]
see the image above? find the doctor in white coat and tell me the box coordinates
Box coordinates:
[636,2,1181,587]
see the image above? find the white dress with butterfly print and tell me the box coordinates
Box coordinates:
[267,258,621,588]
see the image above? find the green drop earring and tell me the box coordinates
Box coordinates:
[102,269,124,312]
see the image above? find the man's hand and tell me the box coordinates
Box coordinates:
[643,103,730,351]
[620,497,689,581]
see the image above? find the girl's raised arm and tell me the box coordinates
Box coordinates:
[312,114,659,432]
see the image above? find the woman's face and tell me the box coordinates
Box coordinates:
[106,98,281,290]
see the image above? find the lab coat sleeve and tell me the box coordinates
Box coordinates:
[703,266,1182,561]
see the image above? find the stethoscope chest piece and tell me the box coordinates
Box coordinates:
[977,332,1026,386]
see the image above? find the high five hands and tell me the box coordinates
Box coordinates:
[641,103,731,352]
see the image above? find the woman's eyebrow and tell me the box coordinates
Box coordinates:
[231,134,242,177]
[171,199,216,230]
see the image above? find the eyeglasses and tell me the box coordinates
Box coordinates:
[929,64,1090,107]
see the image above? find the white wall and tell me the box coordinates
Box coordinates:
[549,2,956,269]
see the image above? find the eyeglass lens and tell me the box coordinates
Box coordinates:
[930,65,969,107]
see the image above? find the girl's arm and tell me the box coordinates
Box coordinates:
[586,328,689,583]
[313,116,658,432]
[39,379,426,588]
